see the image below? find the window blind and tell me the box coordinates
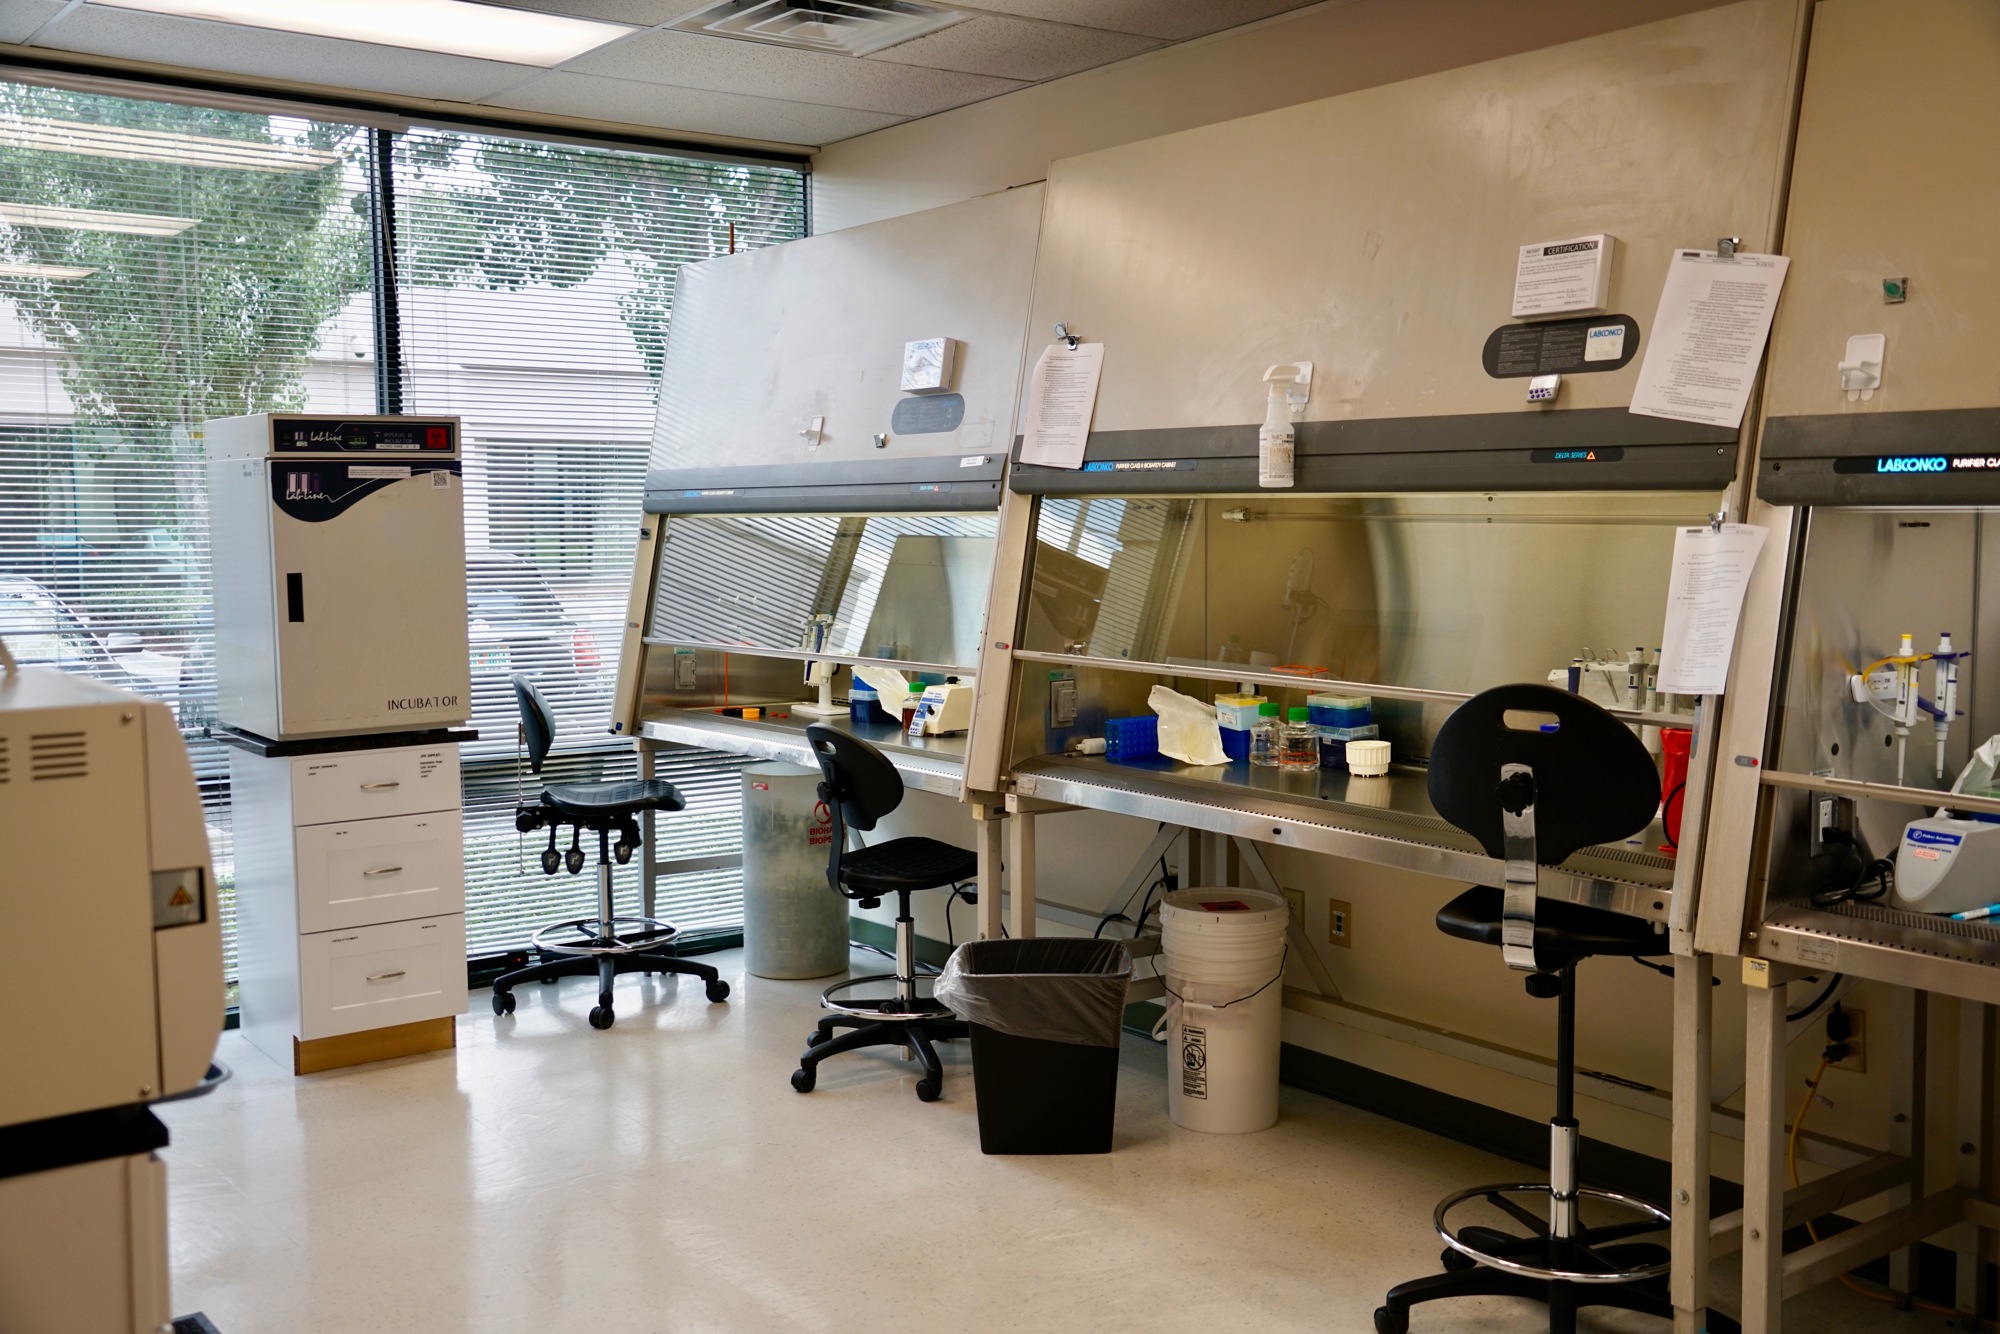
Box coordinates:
[0,83,370,983]
[390,127,807,949]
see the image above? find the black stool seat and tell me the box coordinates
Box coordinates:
[541,778,685,820]
[839,836,978,894]
[1437,886,1665,971]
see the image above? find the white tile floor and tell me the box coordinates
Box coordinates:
[160,949,1908,1333]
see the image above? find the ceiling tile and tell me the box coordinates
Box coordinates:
[39,6,541,102]
[954,0,1321,42]
[0,0,69,45]
[486,70,903,145]
[558,26,1022,116]
[869,14,1159,82]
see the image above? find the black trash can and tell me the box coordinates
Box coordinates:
[934,937,1132,1155]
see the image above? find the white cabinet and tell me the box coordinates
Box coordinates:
[232,739,467,1069]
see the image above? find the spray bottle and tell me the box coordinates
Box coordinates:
[1259,362,1311,489]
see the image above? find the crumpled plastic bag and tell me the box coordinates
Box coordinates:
[1952,734,2000,800]
[852,664,914,719]
[933,938,1132,1047]
[1150,683,1228,766]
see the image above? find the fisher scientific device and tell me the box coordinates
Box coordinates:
[206,414,471,740]
[908,679,975,737]
[0,648,223,1331]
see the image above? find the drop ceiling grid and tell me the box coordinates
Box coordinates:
[2,0,1328,147]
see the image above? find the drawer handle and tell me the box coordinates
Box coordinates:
[360,781,402,791]
[362,866,405,878]
[366,970,407,983]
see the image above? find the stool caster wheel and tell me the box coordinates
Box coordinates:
[589,1006,614,1030]
[1373,1307,1407,1334]
[915,1077,941,1103]
[791,1066,815,1093]
[806,1029,829,1048]
[1441,1247,1476,1272]
[491,991,515,1016]
[705,978,731,1003]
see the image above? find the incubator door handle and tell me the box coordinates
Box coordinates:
[362,866,404,878]
[360,781,401,790]
[365,971,407,983]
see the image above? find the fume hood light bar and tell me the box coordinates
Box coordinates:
[0,203,197,236]
[85,0,637,68]
[0,260,97,279]
[670,0,967,57]
[0,116,341,173]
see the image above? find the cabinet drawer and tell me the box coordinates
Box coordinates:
[290,746,459,825]
[297,915,466,1041]
[296,812,463,933]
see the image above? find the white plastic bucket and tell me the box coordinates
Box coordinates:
[1155,887,1290,1133]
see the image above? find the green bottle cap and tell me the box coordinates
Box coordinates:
[1259,701,1281,717]
[1288,706,1310,722]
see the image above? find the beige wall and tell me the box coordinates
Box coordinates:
[811,0,1735,232]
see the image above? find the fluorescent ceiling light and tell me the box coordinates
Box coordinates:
[0,261,97,280]
[0,116,340,172]
[0,203,197,236]
[88,0,637,66]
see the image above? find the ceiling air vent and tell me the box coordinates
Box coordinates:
[670,0,966,57]
[30,730,86,781]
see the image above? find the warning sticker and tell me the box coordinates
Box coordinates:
[152,868,205,928]
[1181,1024,1209,1100]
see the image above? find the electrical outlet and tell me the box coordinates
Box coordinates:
[1282,888,1304,929]
[1830,1008,1866,1072]
[1328,898,1353,948]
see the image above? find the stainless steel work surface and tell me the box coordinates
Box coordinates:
[639,709,966,799]
[1012,754,1675,923]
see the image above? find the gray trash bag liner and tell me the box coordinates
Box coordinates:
[934,938,1132,1048]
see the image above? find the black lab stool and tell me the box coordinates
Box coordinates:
[1373,684,1725,1334]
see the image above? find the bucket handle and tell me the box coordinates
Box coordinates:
[1150,944,1289,1042]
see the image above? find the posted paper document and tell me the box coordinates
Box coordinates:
[1018,341,1104,470]
[1657,523,1769,696]
[1629,249,1789,429]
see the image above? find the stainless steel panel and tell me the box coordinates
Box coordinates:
[1013,754,1675,923]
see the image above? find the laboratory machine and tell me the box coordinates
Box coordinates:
[958,5,1809,1330]
[1691,3,2000,1328]
[0,645,224,1332]
[610,186,1043,921]
[207,413,470,741]
[207,413,475,1073]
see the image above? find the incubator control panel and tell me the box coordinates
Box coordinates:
[204,413,459,460]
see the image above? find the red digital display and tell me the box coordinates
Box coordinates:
[425,426,450,450]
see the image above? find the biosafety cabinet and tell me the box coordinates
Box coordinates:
[978,0,1806,884]
[610,188,1042,928]
[207,413,470,740]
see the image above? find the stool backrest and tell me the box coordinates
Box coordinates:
[804,724,904,832]
[513,675,557,774]
[1428,683,1660,866]
[804,724,904,898]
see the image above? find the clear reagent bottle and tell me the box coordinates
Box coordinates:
[1249,701,1283,767]
[1280,706,1320,768]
